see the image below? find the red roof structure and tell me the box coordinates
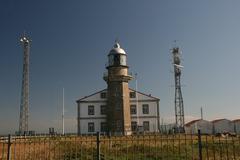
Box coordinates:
[211,119,227,123]
[232,119,240,123]
[184,119,201,127]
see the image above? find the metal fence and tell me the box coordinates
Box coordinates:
[1,131,240,160]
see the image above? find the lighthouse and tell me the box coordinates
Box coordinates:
[77,41,160,135]
[104,41,133,135]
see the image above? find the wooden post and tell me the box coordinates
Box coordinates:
[96,132,100,160]
[7,134,11,160]
[198,130,202,160]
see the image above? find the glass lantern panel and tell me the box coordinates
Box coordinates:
[114,54,120,65]
[120,55,126,66]
[109,55,114,66]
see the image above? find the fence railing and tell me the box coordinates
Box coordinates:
[1,130,240,160]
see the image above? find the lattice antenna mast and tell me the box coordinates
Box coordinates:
[171,46,185,132]
[62,88,65,135]
[19,35,31,134]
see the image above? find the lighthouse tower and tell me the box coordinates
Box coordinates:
[104,41,133,135]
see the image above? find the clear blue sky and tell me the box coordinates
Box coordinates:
[1,0,240,134]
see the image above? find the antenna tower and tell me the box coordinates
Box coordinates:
[19,35,31,134]
[62,88,65,135]
[171,46,185,132]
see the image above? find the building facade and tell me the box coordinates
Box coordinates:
[212,119,234,134]
[184,119,240,135]
[76,42,160,135]
[233,119,240,134]
[77,89,160,135]
[184,119,213,134]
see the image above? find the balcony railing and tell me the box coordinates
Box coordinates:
[103,72,133,78]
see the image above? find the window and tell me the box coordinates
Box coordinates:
[88,122,95,132]
[130,105,137,114]
[114,54,120,65]
[115,87,120,97]
[116,103,121,111]
[143,121,149,131]
[120,55,126,65]
[142,104,149,114]
[131,121,137,132]
[100,92,107,99]
[101,122,107,132]
[88,105,94,115]
[130,92,136,98]
[116,120,122,131]
[100,105,106,115]
[109,55,114,66]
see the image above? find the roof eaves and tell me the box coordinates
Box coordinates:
[184,119,201,127]
[76,89,107,103]
[129,88,160,100]
[211,118,228,123]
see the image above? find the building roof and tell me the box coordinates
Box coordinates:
[76,88,159,103]
[232,119,240,122]
[184,119,201,127]
[211,118,229,123]
[129,88,160,100]
[76,89,107,102]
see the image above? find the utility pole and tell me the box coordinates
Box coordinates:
[19,35,31,135]
[135,73,139,126]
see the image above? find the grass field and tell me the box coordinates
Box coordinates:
[1,134,240,160]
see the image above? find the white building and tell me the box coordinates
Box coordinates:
[212,119,234,134]
[233,119,240,134]
[184,119,213,134]
[76,88,160,135]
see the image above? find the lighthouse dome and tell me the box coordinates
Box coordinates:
[109,42,126,55]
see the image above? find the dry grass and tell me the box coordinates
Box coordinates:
[1,134,240,160]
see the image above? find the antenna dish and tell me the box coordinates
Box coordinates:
[174,64,184,68]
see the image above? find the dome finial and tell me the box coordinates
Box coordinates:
[109,38,126,54]
[114,38,120,48]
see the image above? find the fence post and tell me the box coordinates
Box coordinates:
[198,129,202,160]
[96,132,100,160]
[7,134,11,160]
